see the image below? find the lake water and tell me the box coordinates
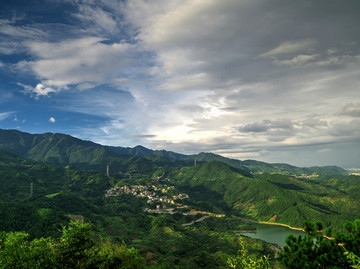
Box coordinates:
[238,222,307,246]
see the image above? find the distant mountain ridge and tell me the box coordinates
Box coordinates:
[108,145,188,160]
[111,144,346,176]
[0,129,346,176]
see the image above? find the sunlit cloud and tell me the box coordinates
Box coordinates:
[0,0,360,167]
[19,83,58,98]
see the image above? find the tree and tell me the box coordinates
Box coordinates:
[57,221,95,268]
[0,231,57,268]
[226,237,270,269]
[0,221,145,268]
[279,220,360,268]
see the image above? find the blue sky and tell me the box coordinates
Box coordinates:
[1,0,360,167]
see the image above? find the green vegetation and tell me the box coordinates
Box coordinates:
[1,129,360,268]
[0,150,279,268]
[0,129,347,176]
[279,219,360,268]
[0,221,145,268]
[227,237,271,269]
[168,161,360,230]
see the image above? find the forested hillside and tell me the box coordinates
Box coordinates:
[168,161,360,230]
[0,150,277,267]
[0,129,359,268]
[0,129,347,176]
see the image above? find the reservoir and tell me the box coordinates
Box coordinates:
[238,222,307,246]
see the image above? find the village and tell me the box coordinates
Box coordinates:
[105,183,189,210]
[104,182,224,225]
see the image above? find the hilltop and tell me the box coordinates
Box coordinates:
[0,129,347,176]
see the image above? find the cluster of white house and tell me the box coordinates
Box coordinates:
[105,184,225,220]
[105,184,189,206]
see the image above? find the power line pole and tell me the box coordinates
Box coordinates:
[106,165,109,177]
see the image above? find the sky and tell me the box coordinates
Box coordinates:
[0,0,360,168]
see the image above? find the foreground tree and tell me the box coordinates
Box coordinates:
[0,221,145,268]
[279,219,360,268]
[227,237,271,269]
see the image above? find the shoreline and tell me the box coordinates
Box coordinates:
[257,221,305,232]
[241,218,305,232]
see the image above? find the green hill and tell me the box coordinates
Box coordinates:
[0,136,359,267]
[169,161,360,230]
[0,150,277,268]
[0,129,346,176]
[0,129,171,175]
[0,129,116,165]
[109,145,188,160]
[189,154,347,176]
[0,128,354,232]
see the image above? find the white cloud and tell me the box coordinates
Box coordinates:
[328,119,360,137]
[33,83,57,96]
[273,54,319,66]
[92,0,360,161]
[237,119,294,133]
[24,37,133,89]
[4,0,360,167]
[19,83,57,98]
[327,48,337,55]
[0,21,47,39]
[49,117,56,123]
[259,39,316,58]
[74,4,118,33]
[0,41,19,55]
[0,111,13,121]
[338,103,360,117]
[123,0,253,86]
[76,82,97,91]
[318,148,331,153]
[159,73,209,90]
[315,55,354,66]
[130,134,156,138]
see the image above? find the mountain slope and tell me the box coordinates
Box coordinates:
[0,129,347,176]
[0,150,113,238]
[108,145,188,160]
[169,161,360,230]
[0,129,164,174]
[0,129,109,164]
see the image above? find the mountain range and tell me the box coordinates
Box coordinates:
[0,129,358,231]
[0,129,346,176]
[1,127,360,268]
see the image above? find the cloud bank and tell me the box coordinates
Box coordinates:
[1,0,360,167]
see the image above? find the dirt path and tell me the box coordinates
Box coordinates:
[182,215,209,226]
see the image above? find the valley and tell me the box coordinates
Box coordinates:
[0,129,359,268]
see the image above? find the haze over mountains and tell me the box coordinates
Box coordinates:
[0,129,346,177]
